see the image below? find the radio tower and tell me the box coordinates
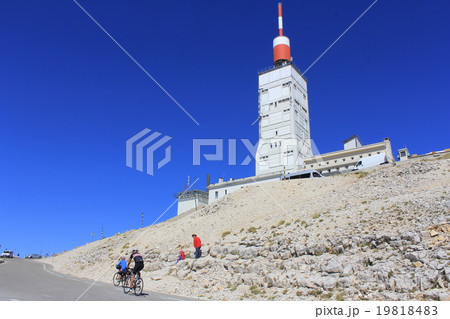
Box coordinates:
[255,3,313,176]
[273,3,292,67]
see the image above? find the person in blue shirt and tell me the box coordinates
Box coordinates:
[116,257,128,278]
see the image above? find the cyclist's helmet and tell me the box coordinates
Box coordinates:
[132,247,138,252]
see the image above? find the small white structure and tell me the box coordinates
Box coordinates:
[175,190,208,215]
[343,135,363,150]
[397,148,410,161]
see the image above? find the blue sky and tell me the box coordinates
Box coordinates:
[1,0,449,256]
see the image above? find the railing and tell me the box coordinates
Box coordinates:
[257,62,306,79]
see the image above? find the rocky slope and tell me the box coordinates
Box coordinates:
[41,155,450,300]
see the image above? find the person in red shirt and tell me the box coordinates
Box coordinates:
[176,250,186,264]
[192,234,202,259]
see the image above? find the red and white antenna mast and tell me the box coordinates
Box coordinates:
[273,3,291,67]
[278,2,284,36]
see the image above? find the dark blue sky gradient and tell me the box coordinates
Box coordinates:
[1,0,449,255]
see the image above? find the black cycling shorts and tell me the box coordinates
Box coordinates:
[132,262,144,274]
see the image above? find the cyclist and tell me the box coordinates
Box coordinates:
[116,257,128,278]
[127,248,144,289]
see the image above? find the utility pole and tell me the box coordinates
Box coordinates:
[101,227,104,239]
[194,192,198,211]
[141,212,144,228]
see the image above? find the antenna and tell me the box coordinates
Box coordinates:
[273,3,291,67]
[185,176,190,190]
[278,3,283,36]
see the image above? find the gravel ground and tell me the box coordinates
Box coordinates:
[39,155,450,300]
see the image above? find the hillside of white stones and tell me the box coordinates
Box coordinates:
[42,154,450,300]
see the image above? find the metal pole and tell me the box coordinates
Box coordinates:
[141,213,144,228]
[195,193,198,211]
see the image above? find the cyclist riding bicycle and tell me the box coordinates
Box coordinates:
[127,248,144,289]
[116,257,128,278]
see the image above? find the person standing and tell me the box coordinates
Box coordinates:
[192,234,202,259]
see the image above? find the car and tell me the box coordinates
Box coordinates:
[283,169,323,180]
[25,254,42,259]
[352,153,388,171]
[0,250,14,258]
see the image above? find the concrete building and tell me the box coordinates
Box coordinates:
[175,190,208,215]
[343,135,363,150]
[304,137,395,176]
[207,173,282,205]
[397,148,410,161]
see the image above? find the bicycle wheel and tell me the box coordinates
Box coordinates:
[122,276,131,294]
[134,278,144,296]
[113,272,121,286]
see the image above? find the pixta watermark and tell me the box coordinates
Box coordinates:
[126,129,318,176]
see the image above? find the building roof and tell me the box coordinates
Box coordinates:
[207,172,283,190]
[342,134,363,146]
[175,189,208,199]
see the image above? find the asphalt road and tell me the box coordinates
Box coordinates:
[0,258,194,301]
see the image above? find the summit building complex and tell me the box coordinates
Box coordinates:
[176,3,395,212]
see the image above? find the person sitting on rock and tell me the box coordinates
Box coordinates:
[176,250,186,264]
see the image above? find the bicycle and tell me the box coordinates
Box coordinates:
[123,271,144,296]
[113,269,129,286]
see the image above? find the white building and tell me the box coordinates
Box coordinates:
[397,148,410,161]
[304,137,395,176]
[175,190,208,215]
[256,3,312,176]
[343,135,363,150]
[207,173,282,205]
[256,64,312,176]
